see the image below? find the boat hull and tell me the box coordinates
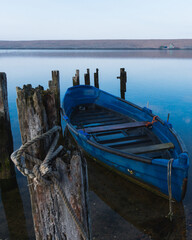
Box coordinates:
[68,125,187,202]
[63,85,189,202]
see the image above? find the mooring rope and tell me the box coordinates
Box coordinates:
[11,126,88,240]
[167,158,174,221]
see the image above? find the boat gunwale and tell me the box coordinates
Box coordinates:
[62,85,188,162]
[116,96,187,153]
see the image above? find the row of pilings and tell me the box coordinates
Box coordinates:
[0,68,127,239]
[72,68,127,99]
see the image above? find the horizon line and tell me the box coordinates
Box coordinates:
[1,38,192,42]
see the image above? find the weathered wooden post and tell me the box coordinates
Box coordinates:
[94,68,99,88]
[73,69,80,86]
[15,71,91,240]
[76,69,80,84]
[84,69,90,85]
[0,73,30,238]
[167,113,170,122]
[117,68,127,99]
[0,72,15,179]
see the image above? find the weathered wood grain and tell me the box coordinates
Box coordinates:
[0,72,14,179]
[16,71,91,240]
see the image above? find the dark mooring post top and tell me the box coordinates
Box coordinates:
[76,69,80,81]
[94,68,99,89]
[117,68,127,99]
[73,69,80,86]
[84,68,90,85]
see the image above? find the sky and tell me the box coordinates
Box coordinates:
[0,0,192,40]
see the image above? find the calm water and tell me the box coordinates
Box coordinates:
[0,50,192,240]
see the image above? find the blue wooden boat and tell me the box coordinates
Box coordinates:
[62,85,189,202]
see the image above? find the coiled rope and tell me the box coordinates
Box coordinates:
[11,126,88,240]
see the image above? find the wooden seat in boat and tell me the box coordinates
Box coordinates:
[122,142,175,154]
[79,121,149,134]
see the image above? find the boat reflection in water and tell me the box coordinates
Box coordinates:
[87,157,186,240]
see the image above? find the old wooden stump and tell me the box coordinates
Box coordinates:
[0,72,14,179]
[15,71,91,240]
[73,69,80,86]
[94,68,99,88]
[84,69,90,85]
[117,68,127,99]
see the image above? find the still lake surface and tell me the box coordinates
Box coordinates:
[0,49,192,240]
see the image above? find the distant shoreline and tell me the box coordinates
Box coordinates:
[0,48,192,50]
[1,39,192,50]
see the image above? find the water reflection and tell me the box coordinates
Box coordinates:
[0,50,192,239]
[88,158,186,240]
[1,49,192,59]
[0,177,30,240]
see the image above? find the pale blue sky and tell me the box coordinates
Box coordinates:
[1,0,192,40]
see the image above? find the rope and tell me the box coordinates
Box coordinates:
[11,126,61,179]
[52,177,88,240]
[145,115,158,127]
[11,126,89,240]
[167,158,174,221]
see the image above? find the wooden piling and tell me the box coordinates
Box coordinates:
[49,71,61,126]
[84,69,90,85]
[117,68,127,99]
[167,113,170,122]
[16,71,91,240]
[73,69,80,86]
[76,69,80,84]
[94,68,99,88]
[0,73,15,179]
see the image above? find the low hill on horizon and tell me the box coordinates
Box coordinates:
[1,39,192,49]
